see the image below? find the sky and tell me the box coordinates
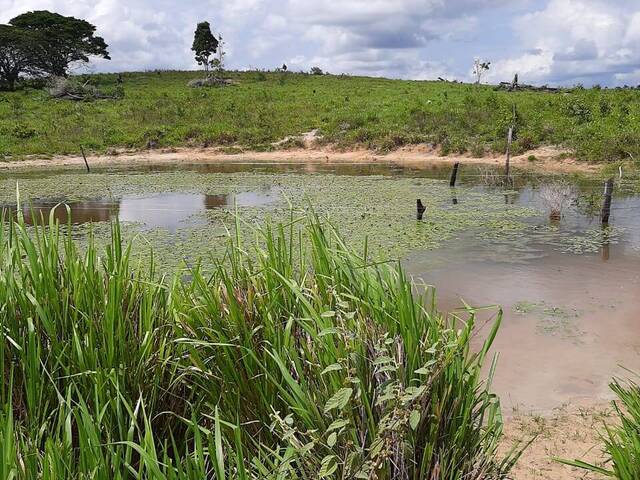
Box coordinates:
[1,0,639,86]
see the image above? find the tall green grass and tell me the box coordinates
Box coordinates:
[0,207,520,478]
[561,375,640,479]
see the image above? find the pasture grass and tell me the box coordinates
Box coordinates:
[0,207,523,478]
[1,71,639,163]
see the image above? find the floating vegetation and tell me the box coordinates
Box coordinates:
[1,169,635,272]
[1,171,541,270]
[513,300,583,342]
[558,226,624,254]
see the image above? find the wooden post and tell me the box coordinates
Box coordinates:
[601,178,614,225]
[80,146,90,173]
[449,162,460,187]
[505,127,513,181]
[601,231,610,261]
[416,199,426,220]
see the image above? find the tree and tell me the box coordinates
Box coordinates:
[9,10,110,77]
[473,58,490,84]
[0,25,42,90]
[192,22,218,73]
[211,34,225,72]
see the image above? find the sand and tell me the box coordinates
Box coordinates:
[502,401,613,479]
[0,144,601,174]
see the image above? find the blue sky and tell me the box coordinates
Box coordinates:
[2,0,639,86]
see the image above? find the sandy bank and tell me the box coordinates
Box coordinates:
[502,400,611,480]
[0,144,601,174]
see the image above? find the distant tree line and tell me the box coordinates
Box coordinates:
[0,10,110,90]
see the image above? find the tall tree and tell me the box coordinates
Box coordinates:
[9,10,110,76]
[192,22,218,73]
[0,25,42,90]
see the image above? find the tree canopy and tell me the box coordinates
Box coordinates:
[9,11,110,77]
[0,25,42,90]
[192,22,218,72]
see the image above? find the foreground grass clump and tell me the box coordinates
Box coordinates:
[563,376,640,479]
[0,210,518,478]
[1,70,640,162]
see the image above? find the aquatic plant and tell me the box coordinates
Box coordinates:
[0,209,522,478]
[538,182,577,220]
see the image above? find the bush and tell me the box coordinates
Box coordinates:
[0,211,522,478]
[47,76,123,100]
[187,76,230,88]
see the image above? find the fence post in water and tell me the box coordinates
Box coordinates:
[449,162,460,187]
[600,178,614,225]
[80,146,90,173]
[416,199,426,220]
[505,127,513,182]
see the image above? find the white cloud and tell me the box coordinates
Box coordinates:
[1,0,638,84]
[488,0,640,85]
[281,0,514,78]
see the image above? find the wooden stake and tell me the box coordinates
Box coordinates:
[601,178,614,225]
[416,199,426,220]
[80,146,90,173]
[449,162,460,187]
[505,127,513,181]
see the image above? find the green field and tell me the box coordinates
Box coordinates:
[1,70,640,163]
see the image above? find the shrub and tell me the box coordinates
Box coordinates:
[0,210,523,478]
[187,76,230,88]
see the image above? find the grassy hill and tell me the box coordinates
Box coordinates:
[1,70,639,163]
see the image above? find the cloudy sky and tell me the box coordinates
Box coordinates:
[2,0,639,86]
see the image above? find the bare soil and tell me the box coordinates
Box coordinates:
[502,401,613,480]
[0,144,601,174]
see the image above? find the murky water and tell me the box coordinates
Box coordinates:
[2,161,639,412]
[8,189,277,231]
[402,176,640,412]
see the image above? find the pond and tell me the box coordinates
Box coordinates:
[2,161,639,413]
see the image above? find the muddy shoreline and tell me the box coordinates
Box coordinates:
[0,144,601,174]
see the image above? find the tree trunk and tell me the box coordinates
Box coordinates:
[5,71,18,91]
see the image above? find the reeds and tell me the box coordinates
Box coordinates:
[0,208,520,478]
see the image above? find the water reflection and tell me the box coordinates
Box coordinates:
[4,190,277,231]
[19,199,119,225]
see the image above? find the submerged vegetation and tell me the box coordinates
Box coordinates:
[0,209,523,478]
[1,71,640,162]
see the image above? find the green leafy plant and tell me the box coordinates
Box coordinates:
[0,206,524,478]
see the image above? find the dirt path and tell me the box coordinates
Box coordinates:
[502,401,613,480]
[0,145,601,174]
